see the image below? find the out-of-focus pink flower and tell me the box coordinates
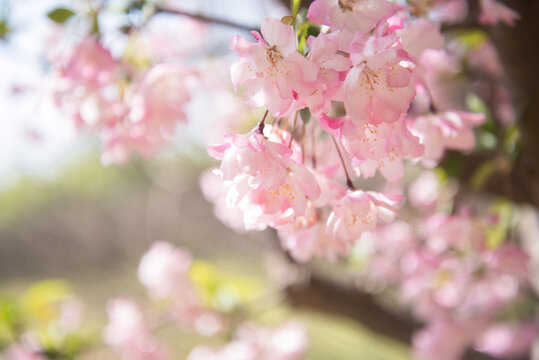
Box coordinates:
[413,320,486,360]
[230,18,319,117]
[419,49,466,111]
[57,37,117,89]
[408,171,440,212]
[400,19,444,60]
[408,111,485,168]
[479,0,520,26]
[99,63,196,164]
[188,322,308,360]
[307,0,394,33]
[475,322,536,358]
[344,31,416,125]
[360,221,416,284]
[104,298,167,360]
[138,241,193,300]
[127,63,195,127]
[2,344,47,360]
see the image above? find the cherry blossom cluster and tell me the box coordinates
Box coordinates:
[205,0,520,263]
[346,168,533,359]
[104,241,309,360]
[50,36,197,165]
[359,212,532,358]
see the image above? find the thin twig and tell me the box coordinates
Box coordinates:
[258,110,269,134]
[154,6,258,32]
[331,135,355,190]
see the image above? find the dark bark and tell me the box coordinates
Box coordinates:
[286,275,513,360]
[485,0,539,208]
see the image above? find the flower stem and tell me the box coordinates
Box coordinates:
[331,135,355,190]
[258,110,269,134]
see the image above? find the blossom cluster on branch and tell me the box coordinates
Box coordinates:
[3,0,533,359]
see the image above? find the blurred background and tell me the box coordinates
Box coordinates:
[1,0,539,359]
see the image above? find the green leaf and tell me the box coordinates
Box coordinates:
[47,8,76,24]
[485,199,513,249]
[470,160,497,191]
[0,18,10,40]
[291,0,301,18]
[454,29,488,51]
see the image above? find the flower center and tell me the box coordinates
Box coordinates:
[266,45,284,64]
[360,66,382,92]
[338,0,358,12]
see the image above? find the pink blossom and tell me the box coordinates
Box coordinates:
[104,298,167,360]
[344,31,416,125]
[99,64,196,164]
[208,131,321,229]
[479,0,520,26]
[200,169,258,232]
[326,190,399,251]
[277,201,346,262]
[138,241,193,300]
[339,119,424,181]
[408,111,485,167]
[400,213,529,320]
[52,38,125,129]
[475,322,535,358]
[408,171,440,212]
[188,322,308,360]
[400,19,444,60]
[127,63,195,127]
[413,320,486,360]
[123,64,196,152]
[300,31,351,115]
[57,37,117,89]
[360,221,416,284]
[307,0,394,33]
[230,18,319,117]
[2,344,47,360]
[419,49,466,111]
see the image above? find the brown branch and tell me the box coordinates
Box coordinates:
[286,274,511,360]
[154,6,258,32]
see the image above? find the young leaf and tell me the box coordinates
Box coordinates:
[281,16,295,26]
[47,8,75,24]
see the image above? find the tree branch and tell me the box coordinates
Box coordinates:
[154,6,258,32]
[286,274,513,360]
